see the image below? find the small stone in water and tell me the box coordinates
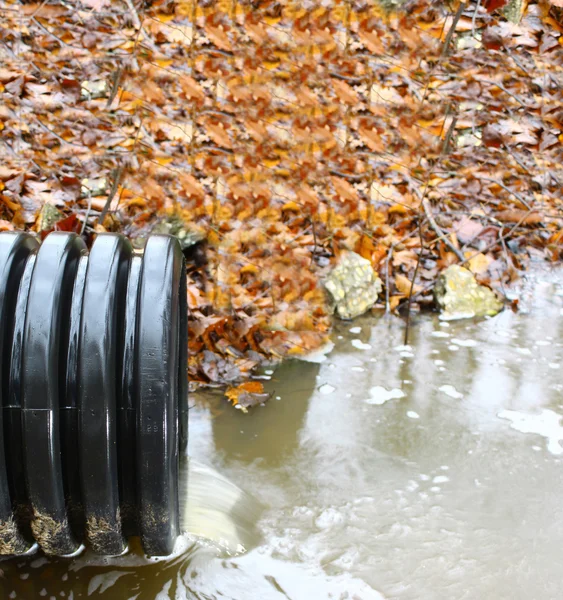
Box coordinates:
[434,265,503,320]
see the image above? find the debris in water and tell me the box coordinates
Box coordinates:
[225,382,270,412]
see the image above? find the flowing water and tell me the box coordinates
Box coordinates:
[2,266,563,599]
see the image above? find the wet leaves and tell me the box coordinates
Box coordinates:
[225,381,270,412]
[0,0,562,388]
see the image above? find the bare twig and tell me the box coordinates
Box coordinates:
[480,79,529,108]
[471,0,482,35]
[404,218,424,346]
[105,66,123,109]
[478,176,533,210]
[34,118,82,147]
[383,228,420,314]
[80,194,92,236]
[98,167,123,225]
[31,17,69,47]
[404,209,536,304]
[441,115,458,154]
[385,245,392,313]
[124,0,141,30]
[422,197,465,262]
[441,1,466,58]
[309,215,317,268]
[503,144,532,175]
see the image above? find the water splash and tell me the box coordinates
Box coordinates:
[179,458,264,556]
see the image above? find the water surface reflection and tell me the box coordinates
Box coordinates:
[2,267,563,599]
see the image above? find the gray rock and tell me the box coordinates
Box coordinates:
[434,265,503,320]
[325,251,382,320]
[37,203,63,231]
[151,216,205,250]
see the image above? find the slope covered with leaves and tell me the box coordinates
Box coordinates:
[0,0,562,388]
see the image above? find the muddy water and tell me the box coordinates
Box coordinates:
[2,267,563,600]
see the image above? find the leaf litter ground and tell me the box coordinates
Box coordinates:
[0,0,562,405]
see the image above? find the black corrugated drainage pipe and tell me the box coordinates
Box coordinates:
[0,231,188,558]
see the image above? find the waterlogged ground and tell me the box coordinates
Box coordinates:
[2,266,563,600]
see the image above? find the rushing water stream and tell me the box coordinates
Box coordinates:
[2,266,563,599]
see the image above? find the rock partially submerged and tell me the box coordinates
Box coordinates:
[434,265,503,320]
[324,251,382,320]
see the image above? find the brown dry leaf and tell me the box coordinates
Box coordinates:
[2,0,560,390]
[225,381,269,412]
[465,252,492,274]
[455,217,485,244]
[496,210,543,224]
[395,273,422,296]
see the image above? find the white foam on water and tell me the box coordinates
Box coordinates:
[406,411,420,419]
[394,344,413,352]
[319,383,336,395]
[351,339,372,350]
[498,409,563,455]
[431,331,450,338]
[451,338,478,347]
[439,385,464,399]
[349,326,362,334]
[433,475,449,484]
[365,386,405,405]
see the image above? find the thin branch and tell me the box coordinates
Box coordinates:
[105,66,123,109]
[422,198,465,262]
[480,79,529,108]
[80,194,92,236]
[441,115,458,154]
[405,209,536,304]
[31,17,69,47]
[124,0,141,30]
[98,167,123,225]
[404,218,424,346]
[441,1,466,58]
[471,0,482,35]
[478,176,532,210]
